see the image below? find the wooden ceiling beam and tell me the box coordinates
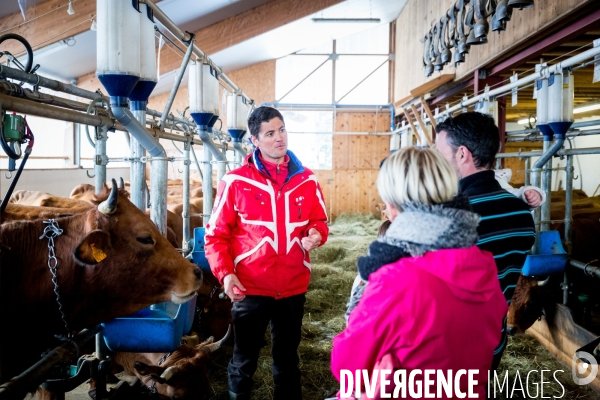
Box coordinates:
[0,0,99,57]
[77,0,344,92]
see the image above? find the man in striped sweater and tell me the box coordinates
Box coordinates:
[435,112,537,371]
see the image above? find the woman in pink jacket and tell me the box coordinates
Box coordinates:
[330,147,508,399]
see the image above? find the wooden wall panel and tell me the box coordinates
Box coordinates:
[332,135,389,170]
[504,141,543,186]
[393,0,596,106]
[335,112,391,132]
[314,169,382,219]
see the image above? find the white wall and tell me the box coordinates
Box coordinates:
[0,167,130,198]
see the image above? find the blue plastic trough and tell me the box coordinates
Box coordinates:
[521,230,568,277]
[102,295,197,353]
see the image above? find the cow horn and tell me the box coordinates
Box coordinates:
[160,366,175,382]
[119,177,125,189]
[206,325,232,353]
[98,179,119,215]
[537,276,550,286]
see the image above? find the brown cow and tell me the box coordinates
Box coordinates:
[507,192,600,335]
[0,179,203,384]
[101,327,231,400]
[506,275,552,335]
[165,203,204,248]
[193,270,232,343]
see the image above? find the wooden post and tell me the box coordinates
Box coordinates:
[410,104,433,148]
[420,97,437,142]
[403,108,419,147]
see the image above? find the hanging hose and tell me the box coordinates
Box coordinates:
[0,117,34,214]
[0,33,34,73]
[84,97,110,148]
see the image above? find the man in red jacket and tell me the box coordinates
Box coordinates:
[205,106,329,400]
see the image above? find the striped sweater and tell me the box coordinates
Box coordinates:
[460,170,536,368]
[459,170,536,302]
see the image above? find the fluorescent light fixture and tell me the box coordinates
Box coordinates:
[311,18,381,23]
[518,117,536,125]
[574,102,600,114]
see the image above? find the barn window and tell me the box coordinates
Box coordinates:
[282,110,333,170]
[275,23,391,105]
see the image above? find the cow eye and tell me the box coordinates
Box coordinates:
[136,236,154,245]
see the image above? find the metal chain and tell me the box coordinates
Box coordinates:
[39,219,71,335]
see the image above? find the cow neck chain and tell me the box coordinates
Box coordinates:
[145,351,172,394]
[195,284,221,328]
[39,219,71,336]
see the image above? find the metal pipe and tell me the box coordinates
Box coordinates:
[495,147,600,159]
[524,157,531,186]
[507,129,600,142]
[570,259,600,279]
[143,0,253,106]
[111,104,168,236]
[0,93,120,129]
[158,35,196,130]
[183,140,191,252]
[190,145,203,180]
[564,155,574,305]
[0,326,100,400]
[395,44,600,133]
[534,136,565,170]
[203,146,213,227]
[233,141,246,167]
[216,150,227,183]
[539,139,553,232]
[94,124,108,195]
[197,127,226,162]
[0,65,103,101]
[506,118,600,136]
[130,110,148,211]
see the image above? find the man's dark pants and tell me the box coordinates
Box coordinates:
[228,294,306,399]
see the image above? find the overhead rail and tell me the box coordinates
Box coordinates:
[394,43,600,134]
[261,102,396,133]
[142,0,254,106]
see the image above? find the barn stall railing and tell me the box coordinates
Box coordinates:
[0,72,237,400]
[0,326,100,400]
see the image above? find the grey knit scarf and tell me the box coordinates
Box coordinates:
[380,195,481,257]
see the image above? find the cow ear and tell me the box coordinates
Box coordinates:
[73,229,113,265]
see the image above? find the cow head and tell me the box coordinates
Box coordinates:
[65,179,203,328]
[506,274,551,335]
[134,326,231,399]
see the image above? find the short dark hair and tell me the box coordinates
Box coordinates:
[247,107,285,138]
[435,112,499,170]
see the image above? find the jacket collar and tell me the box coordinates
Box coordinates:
[245,148,305,184]
[458,170,498,194]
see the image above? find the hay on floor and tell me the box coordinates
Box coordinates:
[204,213,598,400]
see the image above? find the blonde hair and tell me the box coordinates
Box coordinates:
[377,147,458,209]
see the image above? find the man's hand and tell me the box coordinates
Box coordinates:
[524,189,542,208]
[302,228,322,251]
[223,274,246,302]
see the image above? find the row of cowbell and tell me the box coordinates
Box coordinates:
[95,0,249,134]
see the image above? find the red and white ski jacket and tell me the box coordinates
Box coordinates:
[205,149,329,299]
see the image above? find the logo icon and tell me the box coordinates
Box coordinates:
[572,350,598,385]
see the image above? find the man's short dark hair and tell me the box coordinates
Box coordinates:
[435,112,499,170]
[248,107,285,138]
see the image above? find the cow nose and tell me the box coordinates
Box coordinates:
[194,267,203,281]
[506,326,517,336]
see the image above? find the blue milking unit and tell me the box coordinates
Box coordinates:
[97,0,195,352]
